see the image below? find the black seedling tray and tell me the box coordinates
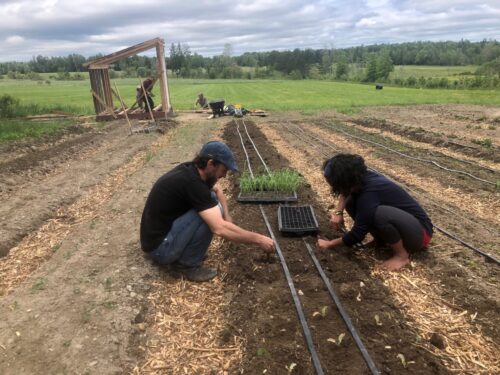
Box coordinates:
[237,191,298,203]
[278,205,319,235]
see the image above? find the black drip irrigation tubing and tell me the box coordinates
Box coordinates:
[343,120,500,174]
[259,207,324,375]
[278,122,500,266]
[235,119,380,374]
[303,240,380,375]
[320,121,497,186]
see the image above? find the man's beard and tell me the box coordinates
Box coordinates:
[206,173,217,188]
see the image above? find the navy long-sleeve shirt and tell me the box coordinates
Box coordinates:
[342,171,433,246]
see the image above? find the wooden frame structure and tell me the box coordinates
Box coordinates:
[83,37,172,121]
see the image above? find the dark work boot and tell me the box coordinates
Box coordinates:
[174,265,217,282]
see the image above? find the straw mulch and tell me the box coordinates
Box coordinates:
[0,130,175,296]
[131,238,243,375]
[258,122,500,373]
[373,266,499,373]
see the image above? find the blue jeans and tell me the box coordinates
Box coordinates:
[149,193,222,267]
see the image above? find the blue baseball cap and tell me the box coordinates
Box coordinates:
[200,141,239,172]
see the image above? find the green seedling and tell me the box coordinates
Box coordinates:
[239,169,302,194]
[285,363,297,373]
[397,353,415,368]
[313,306,328,318]
[31,278,46,292]
[327,333,346,346]
[256,347,270,357]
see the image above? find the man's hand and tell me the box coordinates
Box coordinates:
[330,213,344,230]
[258,235,275,253]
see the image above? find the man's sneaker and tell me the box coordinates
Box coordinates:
[174,265,217,282]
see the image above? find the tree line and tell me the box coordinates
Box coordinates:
[1,40,499,88]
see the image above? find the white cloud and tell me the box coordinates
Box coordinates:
[0,0,499,61]
[5,35,25,44]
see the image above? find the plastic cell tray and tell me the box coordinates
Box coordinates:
[278,205,319,235]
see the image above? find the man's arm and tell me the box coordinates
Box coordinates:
[199,206,275,252]
[212,186,231,222]
[317,236,344,250]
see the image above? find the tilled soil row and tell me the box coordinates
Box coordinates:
[350,117,499,162]
[0,121,174,257]
[221,119,448,374]
[256,119,499,364]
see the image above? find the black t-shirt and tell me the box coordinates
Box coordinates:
[342,171,433,246]
[140,162,218,252]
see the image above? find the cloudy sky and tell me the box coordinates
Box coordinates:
[1,0,499,62]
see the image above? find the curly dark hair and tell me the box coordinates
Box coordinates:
[322,154,367,196]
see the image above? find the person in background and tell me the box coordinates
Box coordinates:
[195,92,209,109]
[140,141,275,282]
[317,153,433,270]
[137,77,154,111]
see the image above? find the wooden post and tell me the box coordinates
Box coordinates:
[113,82,133,135]
[156,39,172,118]
[140,80,156,125]
[91,89,116,118]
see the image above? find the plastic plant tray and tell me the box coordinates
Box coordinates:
[237,191,298,203]
[278,205,319,235]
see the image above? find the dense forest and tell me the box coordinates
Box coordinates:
[1,40,500,89]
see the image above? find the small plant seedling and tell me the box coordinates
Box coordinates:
[374,314,382,326]
[313,306,328,318]
[256,347,270,357]
[32,278,46,292]
[397,353,415,368]
[285,363,297,373]
[327,333,346,346]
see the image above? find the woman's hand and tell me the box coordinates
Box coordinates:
[316,236,343,250]
[330,212,344,230]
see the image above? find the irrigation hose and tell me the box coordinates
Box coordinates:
[236,121,255,178]
[259,206,325,375]
[327,123,497,186]
[241,119,271,174]
[303,240,380,375]
[279,122,499,265]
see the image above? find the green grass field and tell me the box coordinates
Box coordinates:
[389,65,477,80]
[1,77,499,117]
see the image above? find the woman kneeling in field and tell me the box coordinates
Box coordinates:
[317,153,433,270]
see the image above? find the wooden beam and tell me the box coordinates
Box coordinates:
[91,89,116,118]
[83,38,163,68]
[156,40,172,117]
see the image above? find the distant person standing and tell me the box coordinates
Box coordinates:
[137,77,155,111]
[317,154,433,270]
[195,93,209,109]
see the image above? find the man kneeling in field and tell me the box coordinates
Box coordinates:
[140,141,275,282]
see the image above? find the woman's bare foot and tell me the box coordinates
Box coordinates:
[381,254,410,270]
[382,240,410,271]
